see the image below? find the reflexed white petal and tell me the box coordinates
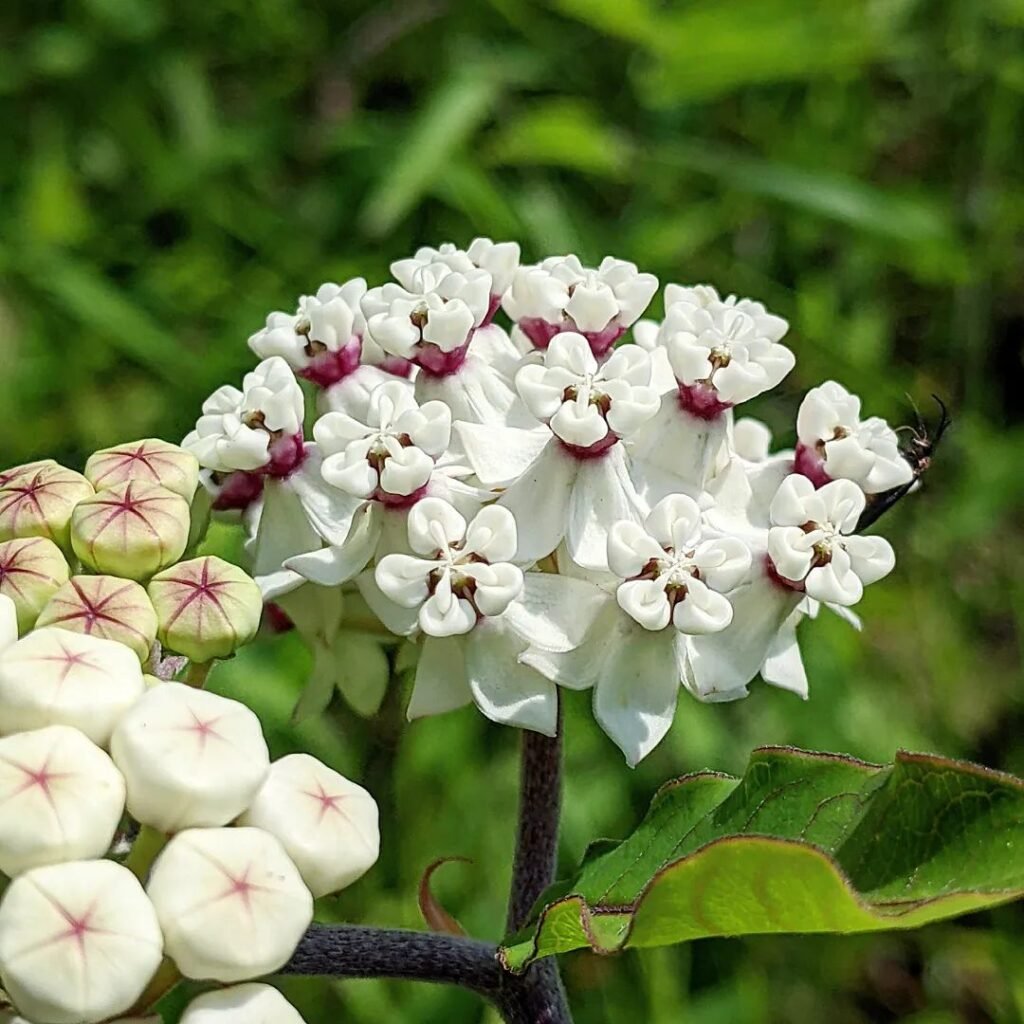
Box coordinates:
[408,635,473,718]
[465,620,558,735]
[498,443,576,564]
[464,505,518,562]
[761,615,808,698]
[503,573,611,652]
[593,619,680,766]
[671,577,734,634]
[355,569,421,636]
[288,451,363,545]
[843,534,896,586]
[455,422,553,486]
[247,478,323,581]
[416,352,521,426]
[374,553,436,608]
[607,520,663,579]
[407,497,467,555]
[284,504,382,587]
[566,445,644,570]
[616,578,672,631]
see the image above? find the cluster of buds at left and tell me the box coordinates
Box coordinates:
[0,447,382,1023]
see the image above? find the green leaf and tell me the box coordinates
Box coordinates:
[500,747,1024,972]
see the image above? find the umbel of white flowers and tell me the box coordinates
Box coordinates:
[182,240,915,767]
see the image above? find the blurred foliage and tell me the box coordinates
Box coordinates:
[2,0,1024,1021]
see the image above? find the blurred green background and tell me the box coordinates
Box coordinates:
[2,0,1024,1020]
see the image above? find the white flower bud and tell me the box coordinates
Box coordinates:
[239,754,379,898]
[36,575,158,662]
[0,627,146,746]
[110,683,270,832]
[181,983,307,1024]
[0,860,163,1024]
[0,464,94,552]
[0,537,70,633]
[85,439,200,501]
[0,725,126,876]
[146,826,313,982]
[147,556,263,662]
[71,482,191,581]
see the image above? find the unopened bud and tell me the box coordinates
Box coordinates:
[0,859,163,1024]
[181,983,307,1023]
[240,753,379,898]
[0,537,70,633]
[147,826,313,982]
[71,481,190,581]
[0,459,58,487]
[0,464,94,552]
[147,555,263,663]
[35,575,158,661]
[0,725,126,876]
[0,627,146,746]
[110,683,270,832]
[85,438,200,501]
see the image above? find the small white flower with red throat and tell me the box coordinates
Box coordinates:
[181,983,307,1024]
[0,627,146,746]
[520,494,750,765]
[184,357,306,476]
[503,255,658,358]
[239,753,380,898]
[146,826,313,982]
[0,859,163,1024]
[457,331,659,569]
[663,283,789,343]
[0,725,126,876]
[794,380,913,493]
[767,474,896,606]
[367,498,599,736]
[658,285,795,415]
[391,238,521,322]
[110,683,270,832]
[0,594,15,651]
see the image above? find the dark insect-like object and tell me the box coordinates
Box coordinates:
[856,395,951,532]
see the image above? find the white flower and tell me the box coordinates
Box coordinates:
[249,279,368,389]
[184,357,305,475]
[457,332,656,568]
[767,474,896,605]
[663,283,789,342]
[503,254,658,357]
[0,859,163,1024]
[795,381,913,493]
[362,262,492,373]
[658,298,795,412]
[609,494,751,635]
[0,627,146,746]
[181,983,307,1024]
[315,381,451,504]
[0,594,17,651]
[147,826,313,982]
[0,725,126,876]
[365,498,598,735]
[392,238,521,303]
[239,753,379,898]
[110,683,270,833]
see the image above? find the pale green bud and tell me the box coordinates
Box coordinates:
[0,537,71,633]
[36,575,158,662]
[85,438,200,501]
[147,556,263,662]
[71,481,190,581]
[0,464,94,552]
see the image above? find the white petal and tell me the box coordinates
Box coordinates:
[408,636,473,718]
[247,478,322,580]
[805,549,864,606]
[379,446,434,497]
[289,449,363,545]
[616,578,672,631]
[691,536,752,592]
[465,561,524,616]
[843,534,896,586]
[550,401,609,448]
[498,443,576,564]
[502,574,611,652]
[671,577,734,634]
[407,497,467,555]
[769,473,816,527]
[374,553,436,607]
[419,582,477,637]
[760,615,808,698]
[607,521,663,579]
[455,422,552,487]
[355,568,421,635]
[732,417,773,462]
[284,504,381,586]
[645,492,702,549]
[814,478,866,533]
[767,526,814,582]
[464,504,518,562]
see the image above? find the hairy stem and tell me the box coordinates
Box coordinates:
[507,694,564,934]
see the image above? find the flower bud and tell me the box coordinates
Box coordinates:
[0,464,94,552]
[147,556,262,662]
[240,753,379,898]
[0,725,126,876]
[71,481,190,581]
[0,859,163,1024]
[85,438,200,501]
[35,575,158,661]
[0,627,146,746]
[147,826,313,982]
[0,459,58,487]
[181,983,307,1024]
[110,683,270,832]
[0,537,70,633]
[0,595,15,652]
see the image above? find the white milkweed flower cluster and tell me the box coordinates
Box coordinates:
[181,239,915,767]
[0,447,380,1024]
